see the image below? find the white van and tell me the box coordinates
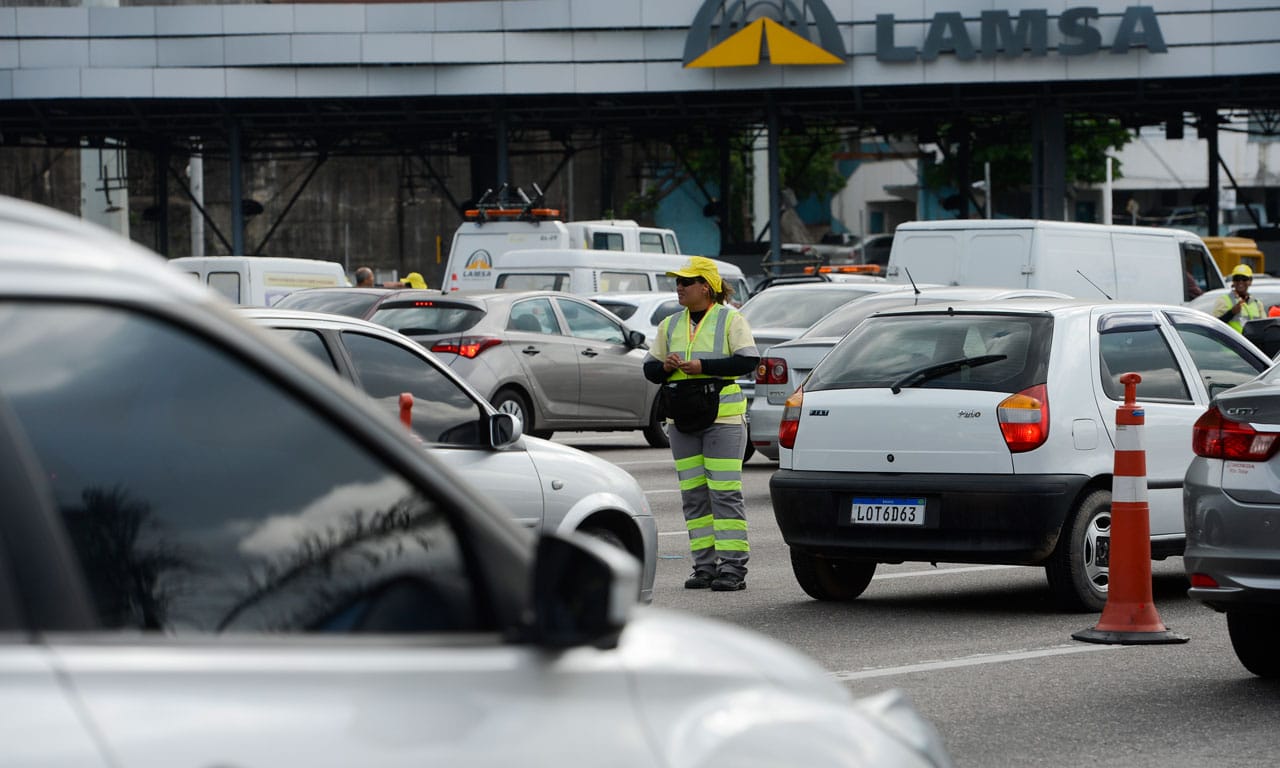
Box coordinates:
[450,248,750,305]
[168,256,350,306]
[444,208,681,291]
[884,220,1225,304]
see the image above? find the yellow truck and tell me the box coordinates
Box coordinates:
[1202,236,1265,276]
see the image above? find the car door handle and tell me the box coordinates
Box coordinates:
[581,348,599,357]
[522,346,540,355]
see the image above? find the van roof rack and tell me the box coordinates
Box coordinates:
[464,183,561,223]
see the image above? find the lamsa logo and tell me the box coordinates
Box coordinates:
[464,250,492,271]
[683,0,847,68]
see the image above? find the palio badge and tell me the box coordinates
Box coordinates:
[683,0,847,68]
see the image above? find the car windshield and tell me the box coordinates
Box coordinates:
[741,288,876,328]
[274,290,382,318]
[806,313,1053,394]
[369,301,485,335]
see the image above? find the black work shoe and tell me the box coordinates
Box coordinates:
[684,571,716,589]
[711,573,746,591]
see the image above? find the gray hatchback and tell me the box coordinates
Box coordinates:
[1185,361,1280,677]
[365,289,668,446]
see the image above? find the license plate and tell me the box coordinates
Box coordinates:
[850,497,926,526]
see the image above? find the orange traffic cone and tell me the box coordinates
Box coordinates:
[1073,372,1188,645]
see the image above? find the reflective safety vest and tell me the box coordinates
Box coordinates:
[1215,294,1264,332]
[662,303,747,418]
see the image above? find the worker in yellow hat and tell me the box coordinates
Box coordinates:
[644,256,759,592]
[1214,264,1264,333]
[400,272,428,289]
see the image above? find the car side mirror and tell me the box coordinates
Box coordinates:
[522,532,638,650]
[626,329,648,349]
[489,412,522,448]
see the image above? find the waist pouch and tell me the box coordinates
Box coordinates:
[661,379,725,434]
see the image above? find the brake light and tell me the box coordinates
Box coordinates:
[431,336,502,359]
[1189,573,1219,589]
[998,384,1049,453]
[1191,406,1280,461]
[778,388,804,449]
[756,357,788,385]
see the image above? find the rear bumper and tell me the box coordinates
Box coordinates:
[770,470,1090,565]
[1184,464,1280,613]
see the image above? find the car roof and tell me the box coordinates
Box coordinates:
[240,306,406,335]
[869,297,1191,318]
[588,291,679,303]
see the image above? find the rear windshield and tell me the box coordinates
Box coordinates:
[741,287,875,328]
[496,273,567,291]
[593,300,636,320]
[804,296,945,339]
[273,290,382,318]
[806,313,1053,394]
[368,301,485,335]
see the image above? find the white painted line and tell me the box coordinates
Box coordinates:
[615,460,676,467]
[832,643,1129,682]
[644,489,682,495]
[873,564,1018,580]
[659,530,688,537]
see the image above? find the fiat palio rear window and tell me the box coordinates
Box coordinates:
[805,313,1053,394]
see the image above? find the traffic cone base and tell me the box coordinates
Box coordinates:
[1073,626,1188,645]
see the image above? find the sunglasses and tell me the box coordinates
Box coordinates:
[675,277,702,287]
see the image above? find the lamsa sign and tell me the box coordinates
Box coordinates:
[876,7,1167,62]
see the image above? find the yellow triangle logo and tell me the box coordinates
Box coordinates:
[760,18,843,65]
[687,18,765,68]
[686,17,843,68]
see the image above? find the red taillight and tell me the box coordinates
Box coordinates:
[431,336,502,359]
[778,388,804,449]
[1191,406,1280,460]
[998,384,1049,453]
[756,357,788,385]
[1189,573,1220,589]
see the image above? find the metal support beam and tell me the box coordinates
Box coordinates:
[496,109,509,187]
[767,96,781,272]
[252,153,328,256]
[1031,105,1066,220]
[154,143,169,255]
[229,118,245,255]
[1203,110,1220,236]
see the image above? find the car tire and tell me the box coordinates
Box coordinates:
[1045,488,1110,612]
[492,389,545,437]
[1227,610,1280,678]
[743,442,755,462]
[790,549,876,601]
[581,525,628,554]
[642,394,670,449]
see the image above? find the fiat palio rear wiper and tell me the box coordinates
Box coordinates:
[889,354,1007,395]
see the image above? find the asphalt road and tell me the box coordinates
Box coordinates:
[555,430,1280,768]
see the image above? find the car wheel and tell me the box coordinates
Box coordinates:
[581,526,627,554]
[790,549,876,601]
[491,389,543,436]
[1045,489,1110,612]
[1227,610,1280,677]
[642,393,670,449]
[743,442,755,462]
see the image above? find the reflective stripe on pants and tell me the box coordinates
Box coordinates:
[669,422,749,577]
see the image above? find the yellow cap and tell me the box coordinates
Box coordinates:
[666,256,722,293]
[400,272,427,289]
[1231,264,1253,279]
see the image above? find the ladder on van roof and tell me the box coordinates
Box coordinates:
[464,183,561,224]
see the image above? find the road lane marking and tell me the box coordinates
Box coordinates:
[873,565,1018,579]
[617,460,677,467]
[832,643,1129,681]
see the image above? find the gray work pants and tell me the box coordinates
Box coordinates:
[668,421,749,578]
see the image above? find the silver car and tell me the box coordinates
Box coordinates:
[365,289,668,447]
[1185,362,1280,677]
[0,194,954,767]
[749,287,1073,460]
[242,307,658,602]
[588,291,682,345]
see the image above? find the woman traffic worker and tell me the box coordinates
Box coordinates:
[644,256,759,591]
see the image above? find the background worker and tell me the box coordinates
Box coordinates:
[643,256,759,592]
[1216,264,1264,333]
[354,266,374,287]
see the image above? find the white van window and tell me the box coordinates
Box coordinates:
[496,273,568,291]
[639,233,664,253]
[592,232,625,251]
[664,234,678,254]
[207,271,242,304]
[598,271,651,292]
[1181,243,1219,300]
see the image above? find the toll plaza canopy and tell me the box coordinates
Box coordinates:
[1,0,1278,247]
[0,1,1276,145]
